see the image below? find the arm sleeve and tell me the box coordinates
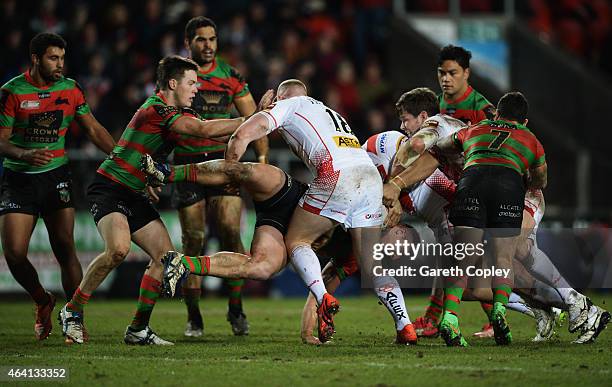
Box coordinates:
[533,138,546,167]
[0,88,16,131]
[74,82,91,116]
[452,128,466,148]
[230,66,250,98]
[152,104,183,129]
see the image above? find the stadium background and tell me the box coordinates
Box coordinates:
[0,0,611,297]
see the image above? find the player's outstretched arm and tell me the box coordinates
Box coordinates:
[76,112,116,154]
[171,115,245,139]
[225,113,270,161]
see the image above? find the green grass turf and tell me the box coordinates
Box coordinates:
[0,295,610,386]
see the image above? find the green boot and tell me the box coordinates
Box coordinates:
[491,302,512,345]
[439,312,468,347]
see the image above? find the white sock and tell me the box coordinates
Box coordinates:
[531,280,567,310]
[290,245,327,305]
[507,293,534,318]
[372,275,411,330]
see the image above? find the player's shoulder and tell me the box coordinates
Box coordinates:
[140,94,179,118]
[1,73,28,93]
[60,77,86,93]
[437,114,467,130]
[366,130,406,155]
[215,57,245,79]
[470,87,493,107]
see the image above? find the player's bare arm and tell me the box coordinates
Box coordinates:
[527,162,547,189]
[235,92,270,163]
[0,130,53,166]
[75,112,116,154]
[171,115,244,138]
[225,113,269,161]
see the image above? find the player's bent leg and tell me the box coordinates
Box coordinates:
[178,200,207,337]
[125,219,175,345]
[43,208,83,300]
[1,213,56,340]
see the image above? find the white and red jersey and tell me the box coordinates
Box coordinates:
[261,96,373,176]
[363,130,456,238]
[362,130,408,180]
[422,114,467,182]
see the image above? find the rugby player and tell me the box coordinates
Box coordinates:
[163,79,417,344]
[0,32,115,340]
[175,16,269,337]
[58,55,246,345]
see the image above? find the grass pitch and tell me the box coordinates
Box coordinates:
[0,295,610,386]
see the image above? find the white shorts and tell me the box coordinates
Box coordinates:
[300,163,383,228]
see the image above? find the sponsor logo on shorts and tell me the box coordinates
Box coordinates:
[333,136,360,148]
[0,200,20,210]
[117,202,132,217]
[498,204,521,218]
[365,212,383,219]
[20,100,40,110]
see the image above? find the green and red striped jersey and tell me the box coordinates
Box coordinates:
[452,119,545,175]
[174,57,249,159]
[97,93,187,191]
[438,86,495,125]
[0,71,91,173]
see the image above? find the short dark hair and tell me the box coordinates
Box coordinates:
[185,16,217,42]
[156,55,198,91]
[395,87,439,117]
[29,32,66,59]
[438,45,471,69]
[497,91,529,122]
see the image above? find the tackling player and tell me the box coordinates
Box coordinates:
[164,79,417,345]
[0,33,115,340]
[58,55,245,345]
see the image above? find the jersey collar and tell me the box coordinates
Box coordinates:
[198,57,217,76]
[24,69,57,89]
[444,85,473,105]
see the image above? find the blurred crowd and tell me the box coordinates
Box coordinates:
[0,0,394,150]
[2,0,611,153]
[408,0,612,80]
